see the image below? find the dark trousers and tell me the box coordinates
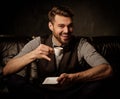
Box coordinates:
[5,74,114,99]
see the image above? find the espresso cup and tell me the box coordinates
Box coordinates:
[54,47,63,56]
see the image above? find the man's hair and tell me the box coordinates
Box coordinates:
[48,5,74,23]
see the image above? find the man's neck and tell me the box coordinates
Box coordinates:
[52,35,62,47]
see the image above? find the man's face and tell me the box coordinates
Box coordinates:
[49,15,73,45]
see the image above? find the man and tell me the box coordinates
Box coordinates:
[3,5,112,98]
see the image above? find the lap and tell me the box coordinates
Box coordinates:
[6,74,112,99]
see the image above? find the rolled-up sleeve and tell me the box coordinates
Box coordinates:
[77,38,109,67]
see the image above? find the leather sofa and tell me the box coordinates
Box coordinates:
[0,35,32,95]
[0,35,120,98]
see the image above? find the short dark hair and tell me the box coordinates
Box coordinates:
[48,5,74,23]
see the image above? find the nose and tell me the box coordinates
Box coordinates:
[64,27,69,33]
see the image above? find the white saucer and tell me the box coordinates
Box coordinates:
[42,77,58,84]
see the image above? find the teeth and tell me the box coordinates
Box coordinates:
[62,35,68,36]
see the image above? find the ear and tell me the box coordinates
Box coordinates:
[48,22,53,31]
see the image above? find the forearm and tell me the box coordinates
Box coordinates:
[74,64,112,82]
[3,51,36,76]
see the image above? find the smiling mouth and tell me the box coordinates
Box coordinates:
[62,34,71,38]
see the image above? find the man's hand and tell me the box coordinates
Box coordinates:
[57,73,77,85]
[31,44,54,61]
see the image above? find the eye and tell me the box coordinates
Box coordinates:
[68,23,73,28]
[58,24,65,28]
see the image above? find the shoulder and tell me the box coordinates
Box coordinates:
[31,34,51,44]
[32,36,41,41]
[73,36,90,44]
[76,36,93,49]
[23,36,41,49]
[26,36,41,45]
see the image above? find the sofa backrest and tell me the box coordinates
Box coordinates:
[90,36,120,79]
[0,35,31,70]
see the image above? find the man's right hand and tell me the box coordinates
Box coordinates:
[31,44,54,61]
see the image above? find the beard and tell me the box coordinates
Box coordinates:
[54,32,72,45]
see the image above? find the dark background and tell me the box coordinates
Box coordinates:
[0,0,120,36]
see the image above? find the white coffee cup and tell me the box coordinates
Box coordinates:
[54,47,63,56]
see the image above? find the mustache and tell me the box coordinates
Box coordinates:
[61,32,72,35]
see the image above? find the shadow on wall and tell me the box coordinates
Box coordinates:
[0,0,120,36]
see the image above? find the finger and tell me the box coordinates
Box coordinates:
[39,50,50,55]
[47,47,54,54]
[42,55,51,61]
[59,78,66,85]
[40,46,54,54]
[57,73,67,83]
[40,44,53,51]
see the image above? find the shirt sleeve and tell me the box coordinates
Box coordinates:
[15,36,41,58]
[77,38,109,67]
[14,36,41,77]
